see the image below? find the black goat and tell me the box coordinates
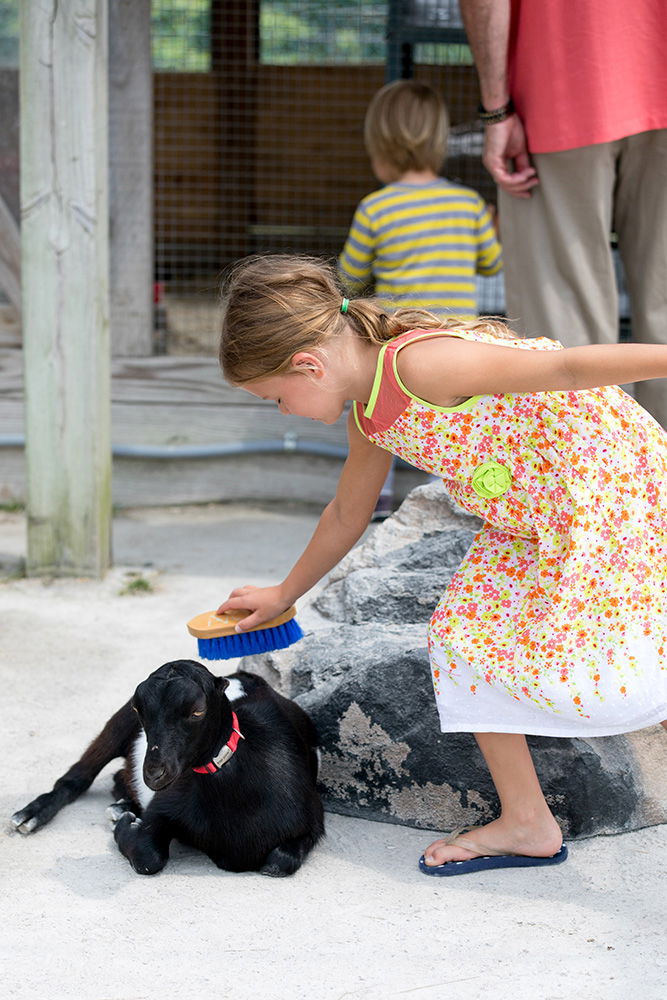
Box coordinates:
[12,661,324,876]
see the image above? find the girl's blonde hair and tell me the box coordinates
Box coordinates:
[364,79,448,175]
[219,254,516,385]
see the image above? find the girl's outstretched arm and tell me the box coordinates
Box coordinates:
[216,411,392,631]
[397,336,667,403]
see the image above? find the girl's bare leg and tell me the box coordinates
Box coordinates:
[423,732,563,866]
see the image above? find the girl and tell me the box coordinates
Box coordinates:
[217,254,667,876]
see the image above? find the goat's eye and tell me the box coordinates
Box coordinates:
[191,709,205,718]
[131,704,139,713]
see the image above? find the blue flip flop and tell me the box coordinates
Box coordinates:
[419,839,568,877]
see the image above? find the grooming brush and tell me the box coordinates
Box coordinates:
[187,606,303,660]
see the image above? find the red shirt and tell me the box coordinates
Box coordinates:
[509,0,667,153]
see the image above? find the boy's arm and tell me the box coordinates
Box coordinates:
[475,199,502,276]
[397,336,667,403]
[217,411,392,630]
[339,204,375,291]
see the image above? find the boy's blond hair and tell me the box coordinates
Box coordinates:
[364,79,449,175]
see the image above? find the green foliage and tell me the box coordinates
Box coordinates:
[415,42,473,65]
[2,2,451,72]
[0,0,18,67]
[119,573,155,596]
[152,0,210,71]
[149,0,386,71]
[0,500,24,512]
[0,2,467,77]
[260,1,386,65]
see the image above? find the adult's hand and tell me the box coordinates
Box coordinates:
[483,115,539,198]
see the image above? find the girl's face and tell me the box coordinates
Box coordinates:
[241,369,347,426]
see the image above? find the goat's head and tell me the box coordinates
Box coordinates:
[132,660,230,790]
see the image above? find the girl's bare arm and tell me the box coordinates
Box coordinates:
[216,411,392,630]
[397,336,667,404]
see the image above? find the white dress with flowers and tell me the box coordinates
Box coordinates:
[353,328,667,736]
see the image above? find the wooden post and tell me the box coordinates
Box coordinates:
[109,0,153,356]
[0,66,21,329]
[0,191,21,319]
[20,0,112,577]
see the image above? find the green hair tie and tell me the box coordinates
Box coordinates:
[340,297,349,314]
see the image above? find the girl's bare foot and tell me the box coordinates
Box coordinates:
[422,814,563,867]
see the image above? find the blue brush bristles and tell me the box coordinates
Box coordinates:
[196,616,304,661]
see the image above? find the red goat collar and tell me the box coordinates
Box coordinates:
[192,711,244,773]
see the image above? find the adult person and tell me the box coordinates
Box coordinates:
[458,0,667,426]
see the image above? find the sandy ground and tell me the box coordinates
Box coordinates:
[1,502,666,1000]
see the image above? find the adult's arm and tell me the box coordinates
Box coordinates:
[459,0,538,197]
[459,0,511,109]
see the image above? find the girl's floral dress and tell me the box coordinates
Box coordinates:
[353,329,667,736]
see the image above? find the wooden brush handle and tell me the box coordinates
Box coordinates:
[187,606,297,639]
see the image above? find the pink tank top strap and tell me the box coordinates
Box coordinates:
[354,328,455,436]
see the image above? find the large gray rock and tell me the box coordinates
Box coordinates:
[313,528,475,624]
[244,483,667,838]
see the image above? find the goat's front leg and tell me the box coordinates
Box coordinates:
[110,809,172,876]
[12,702,138,835]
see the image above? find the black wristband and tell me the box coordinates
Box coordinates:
[478,97,515,124]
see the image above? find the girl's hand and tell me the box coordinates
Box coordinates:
[215,585,292,632]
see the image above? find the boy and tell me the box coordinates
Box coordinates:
[340,79,501,313]
[339,79,502,515]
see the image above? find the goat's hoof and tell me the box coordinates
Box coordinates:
[106,802,130,825]
[10,809,39,835]
[108,809,141,834]
[259,862,295,878]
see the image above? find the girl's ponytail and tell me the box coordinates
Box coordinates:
[219,253,517,385]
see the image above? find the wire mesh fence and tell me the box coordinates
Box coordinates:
[0,0,632,355]
[152,0,500,351]
[0,1,501,354]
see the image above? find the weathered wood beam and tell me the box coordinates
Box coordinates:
[0,190,21,317]
[109,0,153,356]
[20,0,111,576]
[0,66,21,328]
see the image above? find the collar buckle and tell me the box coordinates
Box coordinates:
[211,744,234,769]
[192,712,244,775]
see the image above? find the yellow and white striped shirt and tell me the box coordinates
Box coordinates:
[339,179,502,317]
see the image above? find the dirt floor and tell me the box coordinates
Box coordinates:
[160,291,221,356]
[1,502,666,1000]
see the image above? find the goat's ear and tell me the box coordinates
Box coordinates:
[215,676,230,693]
